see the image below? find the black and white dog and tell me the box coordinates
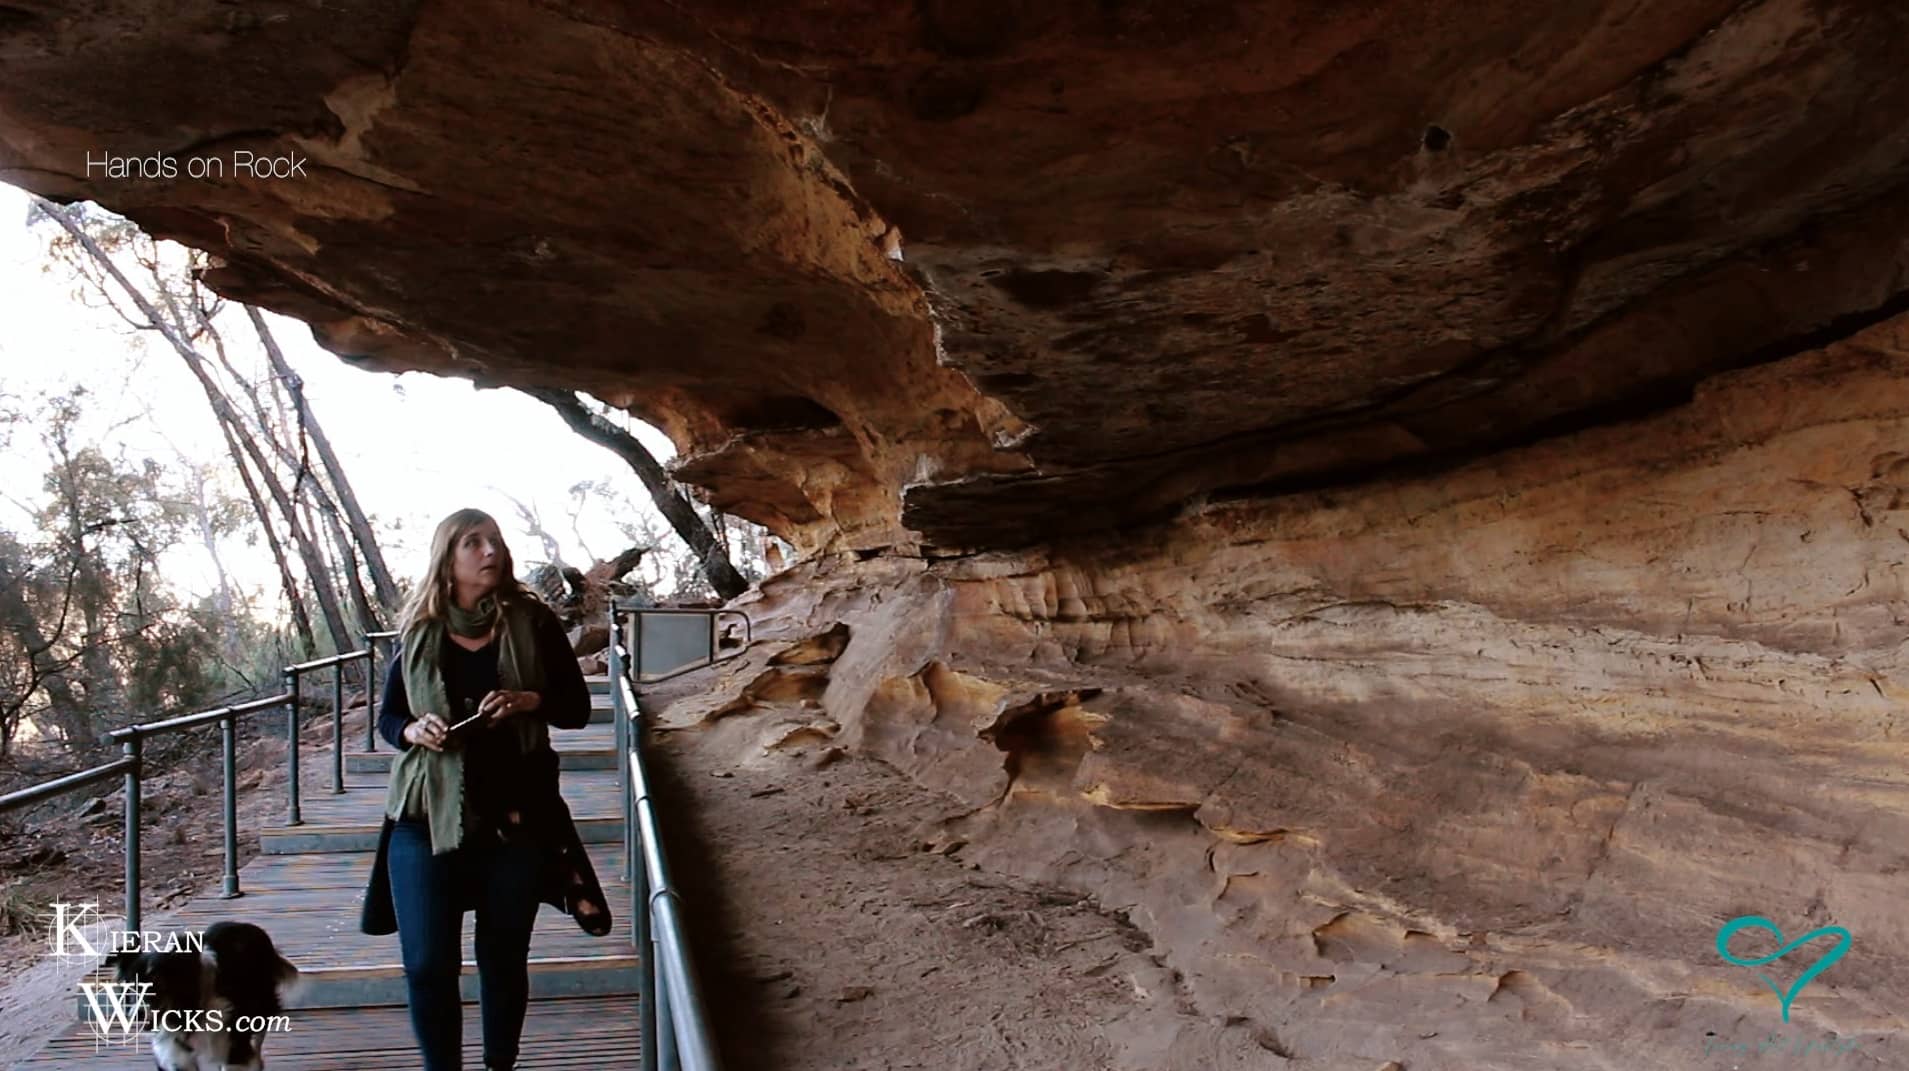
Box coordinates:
[106,920,302,1071]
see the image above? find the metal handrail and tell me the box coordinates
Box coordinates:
[0,630,392,932]
[611,605,733,1071]
[0,757,135,810]
[285,650,363,674]
[364,630,398,753]
[107,692,291,740]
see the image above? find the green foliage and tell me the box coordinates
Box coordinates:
[5,203,395,762]
[117,592,220,714]
[0,388,295,756]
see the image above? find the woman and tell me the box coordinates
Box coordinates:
[358,508,610,1071]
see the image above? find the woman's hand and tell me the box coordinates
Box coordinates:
[403,713,450,752]
[479,689,541,727]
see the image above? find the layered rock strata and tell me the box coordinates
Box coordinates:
[662,323,1909,1068]
[6,3,1909,1066]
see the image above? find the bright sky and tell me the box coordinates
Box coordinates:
[0,180,692,615]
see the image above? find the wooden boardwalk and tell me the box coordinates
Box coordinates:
[350,722,620,773]
[9,675,643,1069]
[150,841,637,995]
[262,768,628,853]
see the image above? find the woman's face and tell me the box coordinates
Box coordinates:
[449,519,508,599]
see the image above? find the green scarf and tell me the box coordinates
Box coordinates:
[385,594,549,855]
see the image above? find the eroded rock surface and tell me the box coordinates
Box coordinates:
[6,4,1909,1067]
[6,1,1909,551]
[654,324,1909,1068]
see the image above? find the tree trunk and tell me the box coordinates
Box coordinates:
[0,551,89,753]
[317,505,378,693]
[598,545,647,582]
[39,201,355,656]
[193,290,389,635]
[213,390,355,656]
[187,462,243,667]
[46,430,109,749]
[206,391,354,655]
[201,318,387,636]
[312,491,379,638]
[164,311,316,652]
[248,306,403,616]
[522,388,749,600]
[221,418,317,654]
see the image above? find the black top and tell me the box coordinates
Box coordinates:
[377,602,590,836]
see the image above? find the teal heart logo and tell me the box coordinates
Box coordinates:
[1715,915,1851,1023]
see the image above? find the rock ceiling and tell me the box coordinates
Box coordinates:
[3,1,1908,555]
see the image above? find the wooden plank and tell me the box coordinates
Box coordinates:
[589,693,613,723]
[348,722,620,772]
[25,995,641,1069]
[260,769,628,852]
[350,721,620,752]
[65,842,640,1010]
[151,842,635,970]
[285,955,641,1009]
[261,818,623,854]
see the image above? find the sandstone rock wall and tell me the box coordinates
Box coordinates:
[7,2,1909,1064]
[673,321,1909,1067]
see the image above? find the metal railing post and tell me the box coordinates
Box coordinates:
[331,662,345,795]
[6,682,323,931]
[627,663,724,1071]
[365,634,379,753]
[121,733,141,934]
[285,668,302,826]
[655,951,679,1071]
[637,832,655,1071]
[628,608,644,926]
[220,713,241,898]
[612,628,633,884]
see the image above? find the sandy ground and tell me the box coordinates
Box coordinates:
[648,696,1253,1070]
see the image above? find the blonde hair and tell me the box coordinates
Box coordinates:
[397,508,538,634]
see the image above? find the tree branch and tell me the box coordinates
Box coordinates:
[521,387,747,600]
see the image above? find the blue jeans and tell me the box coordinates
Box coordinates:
[388,818,542,1070]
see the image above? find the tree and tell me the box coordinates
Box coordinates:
[247,306,401,616]
[212,402,319,653]
[499,490,569,570]
[0,528,86,757]
[34,199,356,655]
[178,456,245,664]
[566,480,604,564]
[0,391,211,755]
[194,298,386,637]
[522,388,748,600]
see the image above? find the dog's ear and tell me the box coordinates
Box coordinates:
[104,949,142,982]
[274,954,306,1005]
[123,951,202,1011]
